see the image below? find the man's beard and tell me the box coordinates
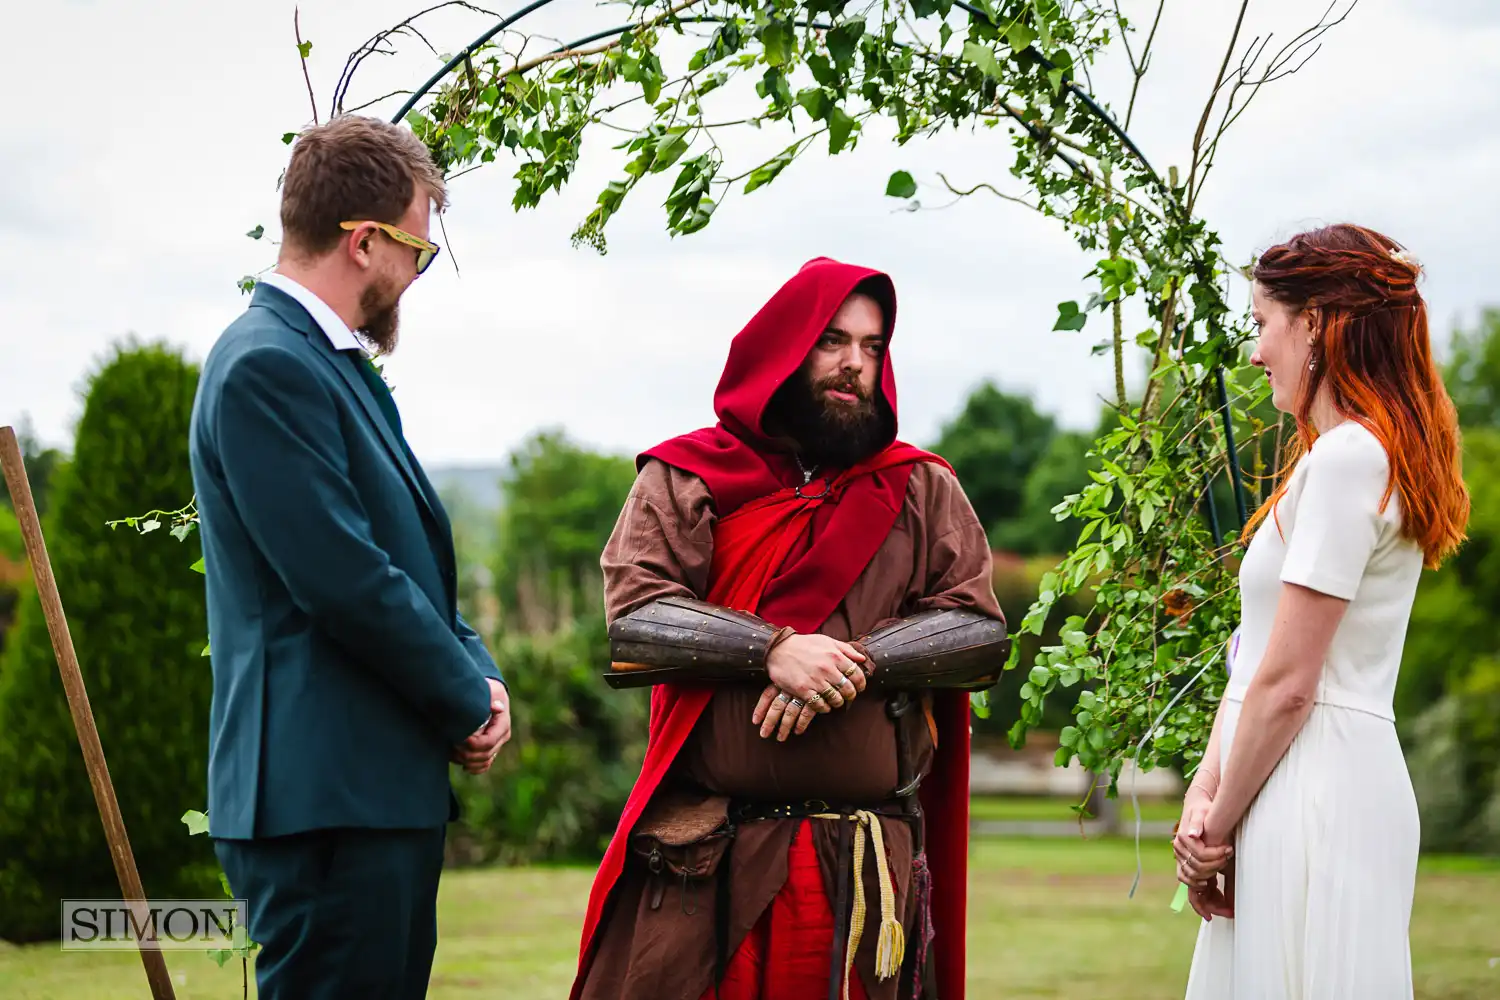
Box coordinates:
[357,277,401,356]
[766,369,893,471]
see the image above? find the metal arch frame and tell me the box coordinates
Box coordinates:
[384,0,1250,542]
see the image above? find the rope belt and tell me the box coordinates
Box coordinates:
[809,809,904,999]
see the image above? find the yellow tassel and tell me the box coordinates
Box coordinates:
[876,913,905,979]
[808,811,907,990]
[863,809,903,981]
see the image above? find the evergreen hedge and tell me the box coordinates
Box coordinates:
[0,342,214,942]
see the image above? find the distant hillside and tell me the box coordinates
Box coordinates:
[427,465,505,511]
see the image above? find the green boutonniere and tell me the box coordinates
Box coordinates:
[365,355,395,393]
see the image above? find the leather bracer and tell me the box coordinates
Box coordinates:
[604,596,781,689]
[857,608,1010,691]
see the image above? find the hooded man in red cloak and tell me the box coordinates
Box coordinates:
[571,258,1009,1000]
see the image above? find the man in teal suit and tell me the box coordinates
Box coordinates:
[189,115,510,999]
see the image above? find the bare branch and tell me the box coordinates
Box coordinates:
[436,209,460,277]
[333,1,504,115]
[1193,0,1357,199]
[342,89,415,115]
[1184,0,1250,215]
[295,8,319,125]
[936,172,1042,212]
[395,23,443,59]
[1115,0,1168,129]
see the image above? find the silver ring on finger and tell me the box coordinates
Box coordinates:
[788,698,805,710]
[775,691,791,704]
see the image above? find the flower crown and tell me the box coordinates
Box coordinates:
[1388,246,1419,270]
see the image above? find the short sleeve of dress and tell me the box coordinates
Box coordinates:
[1279,425,1392,601]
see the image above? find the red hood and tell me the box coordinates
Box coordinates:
[712,256,900,447]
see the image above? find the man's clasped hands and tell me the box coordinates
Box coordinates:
[752,633,873,741]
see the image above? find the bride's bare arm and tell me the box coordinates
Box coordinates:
[1200,582,1351,845]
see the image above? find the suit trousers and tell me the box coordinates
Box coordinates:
[216,826,447,1000]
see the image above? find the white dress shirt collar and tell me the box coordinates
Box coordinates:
[258,272,363,353]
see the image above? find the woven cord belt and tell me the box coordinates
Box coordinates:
[809,809,904,999]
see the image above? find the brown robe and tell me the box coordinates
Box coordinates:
[580,458,1002,1000]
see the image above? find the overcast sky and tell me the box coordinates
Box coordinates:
[4,0,1497,468]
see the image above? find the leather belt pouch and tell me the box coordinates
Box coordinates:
[630,790,735,880]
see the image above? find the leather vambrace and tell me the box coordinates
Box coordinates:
[604,598,1009,692]
[852,607,1010,691]
[604,596,784,689]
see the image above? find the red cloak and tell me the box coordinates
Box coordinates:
[572,258,972,1000]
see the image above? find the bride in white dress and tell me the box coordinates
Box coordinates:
[1175,223,1471,999]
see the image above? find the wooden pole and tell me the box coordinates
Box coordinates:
[0,426,177,1000]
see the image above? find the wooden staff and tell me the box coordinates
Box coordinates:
[0,426,176,1000]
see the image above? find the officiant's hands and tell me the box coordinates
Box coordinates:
[452,679,512,775]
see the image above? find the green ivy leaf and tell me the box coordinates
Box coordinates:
[961,41,1000,79]
[1033,3,1054,49]
[297,40,312,59]
[181,810,210,835]
[1059,725,1079,748]
[826,18,865,67]
[246,225,264,240]
[807,53,837,87]
[1053,300,1087,331]
[190,557,206,574]
[827,106,856,154]
[641,67,663,105]
[761,21,794,68]
[885,170,917,199]
[796,87,831,121]
[743,147,796,194]
[1006,22,1038,51]
[652,132,691,173]
[281,132,297,145]
[201,642,211,657]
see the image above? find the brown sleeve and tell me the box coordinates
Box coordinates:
[911,462,1006,623]
[600,459,717,625]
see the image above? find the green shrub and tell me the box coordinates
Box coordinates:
[450,613,648,866]
[0,506,25,659]
[0,342,214,942]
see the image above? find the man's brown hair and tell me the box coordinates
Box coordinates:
[279,115,447,257]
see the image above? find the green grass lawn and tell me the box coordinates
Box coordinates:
[968,795,1181,825]
[3,836,1497,999]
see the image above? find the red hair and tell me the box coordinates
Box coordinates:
[1242,223,1469,569]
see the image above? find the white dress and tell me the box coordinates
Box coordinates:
[1184,421,1424,999]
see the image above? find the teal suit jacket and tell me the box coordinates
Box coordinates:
[189,283,500,840]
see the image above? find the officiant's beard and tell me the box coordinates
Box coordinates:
[357,276,402,355]
[766,369,893,471]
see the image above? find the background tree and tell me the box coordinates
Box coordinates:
[0,415,64,520]
[450,616,649,865]
[454,433,649,864]
[0,507,25,659]
[492,428,639,625]
[1446,308,1500,431]
[930,381,1057,537]
[0,342,215,941]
